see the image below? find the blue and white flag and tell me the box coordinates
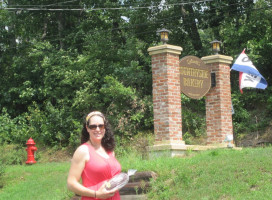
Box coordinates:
[231,49,268,93]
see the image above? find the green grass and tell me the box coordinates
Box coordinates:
[1,147,272,200]
[120,147,272,200]
[0,162,73,199]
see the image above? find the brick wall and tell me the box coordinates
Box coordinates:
[202,55,233,145]
[150,50,183,144]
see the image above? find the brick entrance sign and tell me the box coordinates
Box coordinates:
[148,44,234,157]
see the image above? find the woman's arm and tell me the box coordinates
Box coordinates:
[67,145,95,197]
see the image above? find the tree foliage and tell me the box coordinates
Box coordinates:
[0,0,272,147]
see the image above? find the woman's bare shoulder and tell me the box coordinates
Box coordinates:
[72,144,89,161]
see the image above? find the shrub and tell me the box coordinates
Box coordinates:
[115,131,154,159]
[0,144,27,165]
[0,103,82,148]
[0,108,16,144]
[0,160,5,188]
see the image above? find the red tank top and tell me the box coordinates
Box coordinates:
[81,143,121,200]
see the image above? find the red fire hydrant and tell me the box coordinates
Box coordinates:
[26,138,38,164]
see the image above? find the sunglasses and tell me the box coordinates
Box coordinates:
[87,124,105,130]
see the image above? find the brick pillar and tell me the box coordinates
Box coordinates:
[201,55,233,145]
[148,44,184,147]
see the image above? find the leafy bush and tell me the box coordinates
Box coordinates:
[181,94,206,143]
[101,75,153,136]
[0,160,5,188]
[0,103,82,148]
[232,89,271,141]
[0,144,26,165]
[0,108,32,145]
[0,108,15,144]
[26,102,81,147]
[115,131,154,159]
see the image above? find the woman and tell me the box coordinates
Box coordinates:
[67,111,121,200]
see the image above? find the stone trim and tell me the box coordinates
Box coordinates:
[201,54,233,64]
[148,44,183,55]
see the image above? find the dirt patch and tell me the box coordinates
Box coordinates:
[236,131,272,147]
[37,147,73,163]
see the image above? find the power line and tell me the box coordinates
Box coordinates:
[44,0,79,7]
[2,2,267,38]
[3,0,213,11]
[1,2,270,52]
[0,2,245,47]
[7,0,211,8]
[6,0,80,7]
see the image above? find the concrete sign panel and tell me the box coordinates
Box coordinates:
[180,56,211,99]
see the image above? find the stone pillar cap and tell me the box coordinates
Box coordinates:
[201,54,233,64]
[148,44,183,55]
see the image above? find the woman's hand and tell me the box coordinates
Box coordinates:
[96,181,118,199]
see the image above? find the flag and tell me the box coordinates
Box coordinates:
[231,49,268,93]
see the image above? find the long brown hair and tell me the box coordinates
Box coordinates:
[81,111,115,152]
